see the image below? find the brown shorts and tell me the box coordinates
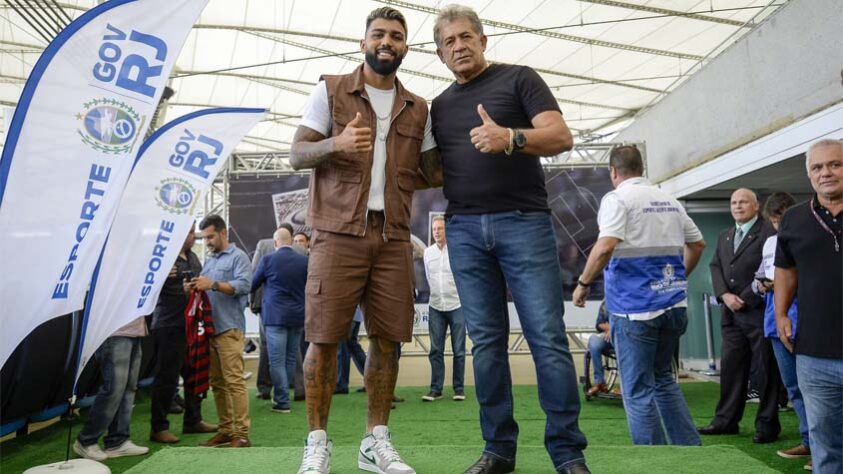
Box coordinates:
[305,211,415,344]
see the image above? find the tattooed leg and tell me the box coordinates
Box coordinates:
[365,336,400,432]
[304,342,339,431]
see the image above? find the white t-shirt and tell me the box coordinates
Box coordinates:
[300,80,436,211]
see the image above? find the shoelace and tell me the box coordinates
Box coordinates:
[300,443,329,469]
[373,437,404,464]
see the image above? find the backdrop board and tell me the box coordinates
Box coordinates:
[229,168,613,330]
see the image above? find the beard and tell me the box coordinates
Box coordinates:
[365,48,404,76]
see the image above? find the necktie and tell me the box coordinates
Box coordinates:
[734,227,744,252]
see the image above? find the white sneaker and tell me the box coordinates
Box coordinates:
[297,430,332,474]
[358,425,415,474]
[104,440,150,458]
[72,440,107,461]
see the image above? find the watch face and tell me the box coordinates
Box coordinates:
[515,131,527,148]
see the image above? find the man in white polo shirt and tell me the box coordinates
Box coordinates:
[422,215,466,402]
[573,145,706,446]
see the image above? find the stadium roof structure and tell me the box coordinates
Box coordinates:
[2,0,788,170]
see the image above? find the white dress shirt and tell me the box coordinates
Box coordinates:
[423,243,461,312]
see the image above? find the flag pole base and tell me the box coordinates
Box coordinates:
[24,459,110,474]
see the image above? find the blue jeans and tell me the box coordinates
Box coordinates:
[797,355,842,473]
[610,309,700,446]
[264,325,303,408]
[587,334,613,385]
[446,211,587,468]
[428,307,467,393]
[337,320,367,392]
[770,338,810,448]
[77,336,142,449]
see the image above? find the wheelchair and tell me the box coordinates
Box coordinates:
[581,345,681,401]
[582,347,621,401]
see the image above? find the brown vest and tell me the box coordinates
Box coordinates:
[306,65,428,241]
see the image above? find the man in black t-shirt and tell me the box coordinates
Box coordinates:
[149,224,217,443]
[774,139,843,474]
[430,5,588,474]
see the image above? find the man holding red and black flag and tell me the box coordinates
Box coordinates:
[149,224,217,444]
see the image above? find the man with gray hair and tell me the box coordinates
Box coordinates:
[775,139,842,473]
[700,188,780,443]
[430,4,588,474]
[422,214,466,402]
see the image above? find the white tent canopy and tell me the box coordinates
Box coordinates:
[1,0,787,154]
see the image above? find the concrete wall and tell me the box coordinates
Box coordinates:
[616,0,843,183]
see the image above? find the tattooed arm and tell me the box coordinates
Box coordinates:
[290,112,372,171]
[414,147,444,189]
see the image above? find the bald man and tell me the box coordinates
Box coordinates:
[251,227,309,413]
[699,188,781,443]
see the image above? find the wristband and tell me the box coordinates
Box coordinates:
[577,279,591,288]
[504,128,515,156]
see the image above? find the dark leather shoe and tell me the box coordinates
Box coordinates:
[753,432,778,444]
[149,430,179,444]
[464,453,515,474]
[229,437,251,448]
[199,433,231,447]
[183,421,218,434]
[558,461,591,474]
[697,424,738,435]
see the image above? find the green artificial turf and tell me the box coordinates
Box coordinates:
[0,383,810,473]
[123,445,777,474]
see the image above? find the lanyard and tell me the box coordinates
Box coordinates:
[810,197,840,253]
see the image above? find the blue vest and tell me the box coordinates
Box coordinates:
[604,253,687,314]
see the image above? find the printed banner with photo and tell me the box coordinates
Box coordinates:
[230,168,611,331]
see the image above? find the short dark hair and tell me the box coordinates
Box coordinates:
[199,214,226,232]
[278,223,294,236]
[609,145,644,177]
[294,232,310,241]
[763,192,796,219]
[366,6,407,35]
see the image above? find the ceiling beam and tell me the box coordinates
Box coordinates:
[376,0,704,61]
[577,0,747,27]
[2,24,662,94]
[193,24,661,93]
[246,30,635,113]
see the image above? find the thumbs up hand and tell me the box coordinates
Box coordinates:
[334,112,373,154]
[470,104,510,154]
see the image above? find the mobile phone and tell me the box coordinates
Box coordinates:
[180,270,195,281]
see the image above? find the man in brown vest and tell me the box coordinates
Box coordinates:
[289,7,441,474]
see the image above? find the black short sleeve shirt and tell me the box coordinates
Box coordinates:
[151,250,202,330]
[431,64,561,214]
[775,199,843,359]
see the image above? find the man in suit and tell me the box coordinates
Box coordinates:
[250,227,309,413]
[251,223,306,401]
[699,188,781,443]
[252,224,291,399]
